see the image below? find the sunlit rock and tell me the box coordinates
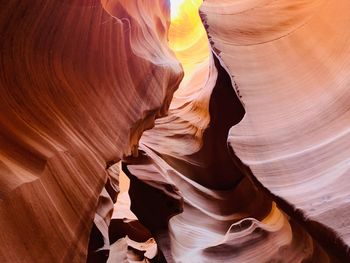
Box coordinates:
[201,0,350,260]
[1,0,349,262]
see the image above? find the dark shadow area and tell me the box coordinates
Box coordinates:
[122,159,181,263]
[161,54,246,190]
[86,166,169,262]
[86,224,109,263]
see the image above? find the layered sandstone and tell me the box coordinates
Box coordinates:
[0,0,181,262]
[201,0,350,258]
[1,0,350,262]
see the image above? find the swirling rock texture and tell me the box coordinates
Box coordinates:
[1,0,350,262]
[124,0,349,262]
[200,0,350,260]
[0,0,181,262]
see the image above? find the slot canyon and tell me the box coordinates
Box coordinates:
[0,0,350,262]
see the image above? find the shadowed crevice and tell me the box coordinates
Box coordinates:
[160,54,246,190]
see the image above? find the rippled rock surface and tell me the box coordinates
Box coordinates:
[200,0,350,260]
[1,0,350,262]
[0,0,181,262]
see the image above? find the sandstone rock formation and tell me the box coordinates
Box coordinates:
[0,0,181,262]
[201,0,350,259]
[1,0,350,262]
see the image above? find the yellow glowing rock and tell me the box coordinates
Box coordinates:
[169,0,210,93]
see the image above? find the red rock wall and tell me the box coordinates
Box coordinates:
[2,0,350,262]
[0,0,182,262]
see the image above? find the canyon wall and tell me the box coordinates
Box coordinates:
[200,0,350,259]
[1,0,350,262]
[0,0,182,262]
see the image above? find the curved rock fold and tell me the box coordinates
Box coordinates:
[1,0,349,262]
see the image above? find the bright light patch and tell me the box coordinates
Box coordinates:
[170,0,187,20]
[168,0,209,95]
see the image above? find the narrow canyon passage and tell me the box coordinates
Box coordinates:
[119,0,345,262]
[1,0,350,262]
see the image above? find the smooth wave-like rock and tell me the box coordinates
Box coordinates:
[201,0,350,259]
[0,0,182,262]
[124,53,334,262]
[1,0,350,262]
[121,0,349,262]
